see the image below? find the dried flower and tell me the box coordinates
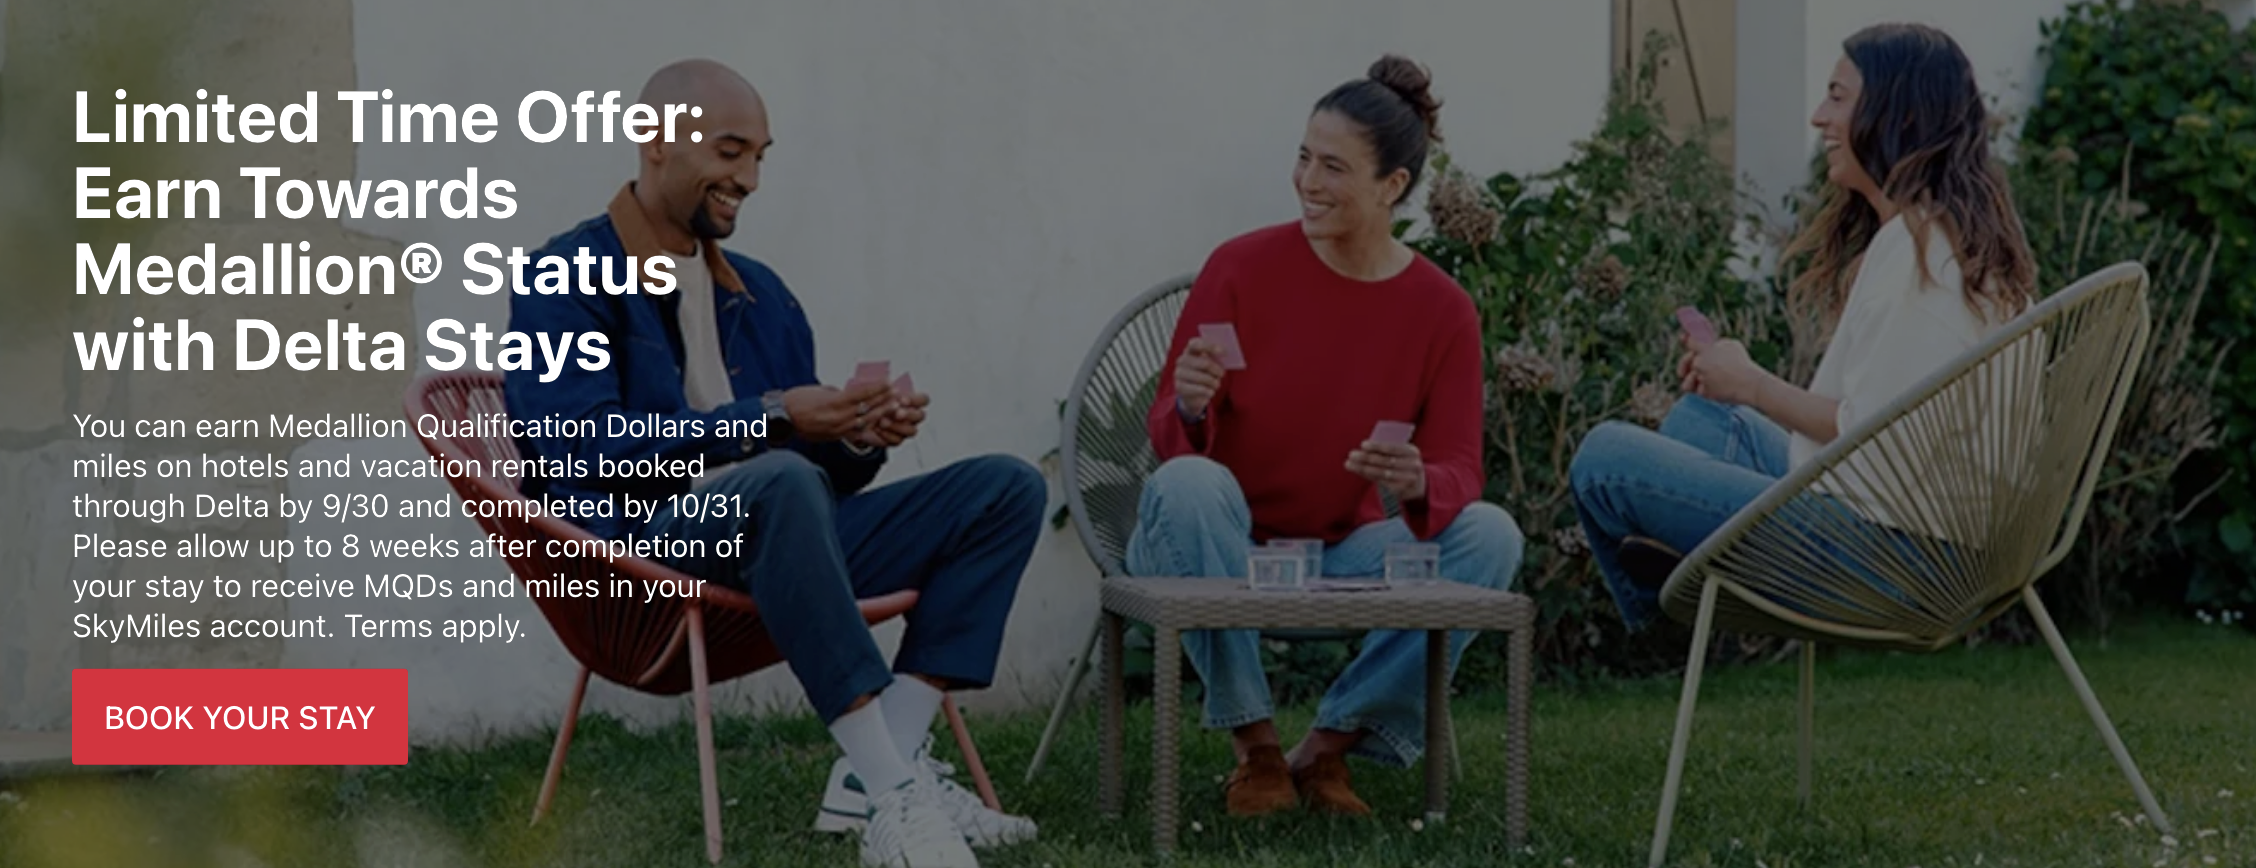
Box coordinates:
[1493,344,1558,393]
[1550,526,1590,560]
[1427,166,1500,248]
[2045,145,2079,167]
[1628,381,1674,428]
[1577,254,1631,302]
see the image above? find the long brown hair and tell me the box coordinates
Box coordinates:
[1784,23,2035,324]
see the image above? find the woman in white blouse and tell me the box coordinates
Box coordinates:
[1570,22,2037,630]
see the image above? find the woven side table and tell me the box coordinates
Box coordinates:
[1097,576,1534,855]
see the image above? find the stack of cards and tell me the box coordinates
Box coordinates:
[1198,323,1247,370]
[846,361,921,405]
[1369,420,1415,445]
[1675,307,1718,346]
[846,360,891,390]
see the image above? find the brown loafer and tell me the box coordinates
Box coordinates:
[1224,745,1298,817]
[1292,753,1372,816]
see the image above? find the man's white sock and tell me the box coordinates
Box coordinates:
[830,700,913,796]
[882,676,947,761]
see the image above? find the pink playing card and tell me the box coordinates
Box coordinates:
[847,360,891,388]
[1370,421,1416,444]
[891,372,915,395]
[1675,307,1718,346]
[1198,323,1247,370]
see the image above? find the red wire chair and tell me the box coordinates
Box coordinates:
[404,372,999,865]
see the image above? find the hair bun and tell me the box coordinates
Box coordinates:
[1368,54,1442,142]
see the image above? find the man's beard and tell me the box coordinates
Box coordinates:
[689,201,733,240]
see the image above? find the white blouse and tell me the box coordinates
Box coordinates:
[1787,213,2028,538]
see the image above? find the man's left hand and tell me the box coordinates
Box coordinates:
[1347,440,1426,502]
[856,387,929,449]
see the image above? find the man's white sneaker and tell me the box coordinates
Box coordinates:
[860,778,981,868]
[815,744,1038,848]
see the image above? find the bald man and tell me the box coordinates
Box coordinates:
[506,59,1039,868]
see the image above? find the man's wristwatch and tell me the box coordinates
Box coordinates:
[760,390,794,444]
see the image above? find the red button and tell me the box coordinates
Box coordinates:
[72,669,409,765]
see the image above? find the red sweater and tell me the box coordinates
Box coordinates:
[1149,222,1486,543]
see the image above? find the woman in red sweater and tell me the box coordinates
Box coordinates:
[1126,55,1524,818]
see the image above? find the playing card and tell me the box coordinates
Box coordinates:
[1311,578,1391,592]
[1369,420,1416,445]
[891,372,915,396]
[1198,323,1247,370]
[847,360,891,389]
[1675,307,1718,346]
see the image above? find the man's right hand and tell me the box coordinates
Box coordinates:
[1174,338,1226,420]
[781,381,898,442]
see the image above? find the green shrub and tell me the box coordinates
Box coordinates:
[2012,146,2231,628]
[1410,32,1795,679]
[2020,0,2256,612]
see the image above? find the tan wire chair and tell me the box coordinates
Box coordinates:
[1644,262,2171,867]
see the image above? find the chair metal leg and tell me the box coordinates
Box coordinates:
[687,607,723,865]
[1026,615,1102,784]
[1650,579,1723,868]
[2023,587,2172,835]
[942,696,1001,812]
[1799,641,1815,811]
[532,666,590,825]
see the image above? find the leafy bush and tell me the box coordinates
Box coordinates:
[2020,0,2256,612]
[1409,32,1795,678]
[2012,146,2230,628]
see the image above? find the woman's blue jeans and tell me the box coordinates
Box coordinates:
[1123,456,1525,768]
[1572,394,1935,631]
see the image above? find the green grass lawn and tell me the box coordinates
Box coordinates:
[4,619,2250,867]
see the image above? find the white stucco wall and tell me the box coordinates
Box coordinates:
[1736,0,2077,224]
[1734,0,1810,223]
[286,0,1611,741]
[1803,0,2075,128]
